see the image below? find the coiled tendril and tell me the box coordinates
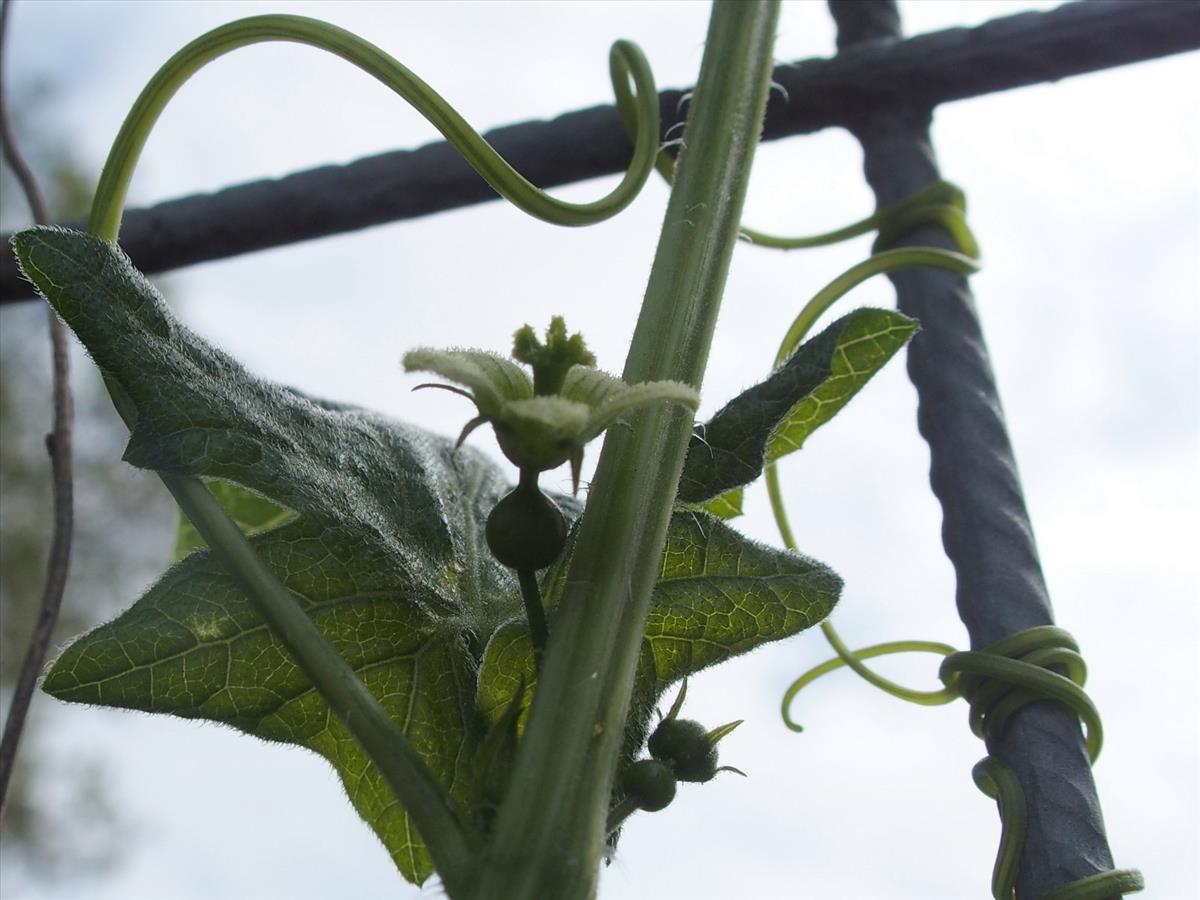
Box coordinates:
[742,180,1142,898]
[88,14,661,242]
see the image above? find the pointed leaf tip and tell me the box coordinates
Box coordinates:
[664,677,689,721]
[706,719,743,745]
[677,307,916,504]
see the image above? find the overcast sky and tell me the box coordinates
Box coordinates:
[2,1,1197,898]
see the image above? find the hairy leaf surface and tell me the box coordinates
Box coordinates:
[677,308,917,507]
[477,510,841,762]
[17,227,513,883]
[16,227,841,882]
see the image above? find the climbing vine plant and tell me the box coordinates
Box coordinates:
[5,3,1138,899]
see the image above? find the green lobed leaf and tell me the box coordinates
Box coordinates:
[14,226,841,881]
[477,509,841,762]
[676,308,917,504]
[15,226,519,885]
[766,309,918,463]
[700,487,744,519]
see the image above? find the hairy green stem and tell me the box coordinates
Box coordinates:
[782,636,958,731]
[472,4,781,898]
[517,568,548,672]
[605,795,642,835]
[88,14,660,241]
[773,246,979,368]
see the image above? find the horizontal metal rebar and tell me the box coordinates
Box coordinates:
[2,0,1197,303]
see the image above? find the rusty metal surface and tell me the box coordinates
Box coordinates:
[829,1,1123,896]
[4,0,1197,302]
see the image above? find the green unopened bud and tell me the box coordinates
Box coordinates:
[404,320,698,489]
[648,718,718,783]
[512,315,596,396]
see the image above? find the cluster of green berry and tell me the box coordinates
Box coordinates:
[615,680,743,826]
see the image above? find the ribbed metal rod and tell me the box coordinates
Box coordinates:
[828,1,1121,897]
[2,0,1197,303]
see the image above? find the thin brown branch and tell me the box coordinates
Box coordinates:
[0,0,76,825]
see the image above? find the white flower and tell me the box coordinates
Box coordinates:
[404,318,698,490]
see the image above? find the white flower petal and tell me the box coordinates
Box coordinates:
[560,366,629,407]
[403,348,533,416]
[585,380,700,440]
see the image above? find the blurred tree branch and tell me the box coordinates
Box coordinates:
[0,0,76,825]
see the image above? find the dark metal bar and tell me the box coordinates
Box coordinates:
[827,1,1122,897]
[3,0,1197,303]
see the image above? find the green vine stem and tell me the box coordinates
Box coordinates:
[471,4,781,898]
[781,638,956,731]
[940,627,1102,761]
[617,98,980,259]
[779,552,1146,897]
[516,568,547,670]
[764,189,980,696]
[771,246,979,369]
[946,628,1142,899]
[972,757,1027,899]
[89,14,660,242]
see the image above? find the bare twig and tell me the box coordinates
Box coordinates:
[0,0,76,825]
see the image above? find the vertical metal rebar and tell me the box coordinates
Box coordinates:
[827,1,1121,896]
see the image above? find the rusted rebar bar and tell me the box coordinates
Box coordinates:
[2,0,1197,303]
[828,1,1123,896]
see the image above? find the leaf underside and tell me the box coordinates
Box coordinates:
[478,511,841,764]
[677,308,918,513]
[15,227,841,884]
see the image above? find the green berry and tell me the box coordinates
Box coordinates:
[621,759,677,812]
[485,484,567,570]
[648,718,719,783]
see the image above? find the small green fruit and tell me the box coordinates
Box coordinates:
[621,759,677,812]
[485,484,567,570]
[648,718,719,783]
